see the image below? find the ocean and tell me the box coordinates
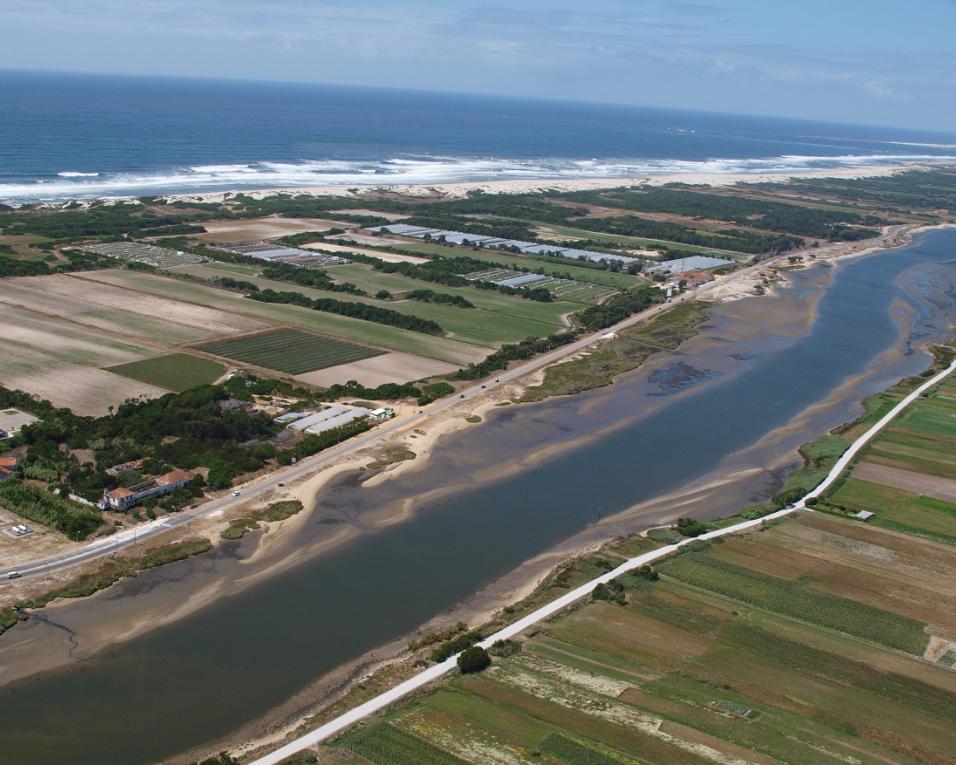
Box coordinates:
[2,69,956,202]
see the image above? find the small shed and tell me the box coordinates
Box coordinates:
[854,510,875,521]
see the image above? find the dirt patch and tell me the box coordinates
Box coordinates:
[304,241,428,264]
[197,216,357,244]
[854,461,956,503]
[294,352,458,387]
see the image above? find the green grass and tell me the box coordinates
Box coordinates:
[174,261,576,347]
[107,353,225,392]
[195,328,383,375]
[539,732,638,764]
[658,553,929,654]
[338,722,467,765]
[522,301,708,402]
[78,270,486,365]
[537,223,745,258]
[828,477,956,543]
[363,240,647,290]
[220,499,304,540]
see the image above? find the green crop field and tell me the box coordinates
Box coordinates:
[171,261,576,347]
[106,353,226,392]
[77,270,487,365]
[323,508,956,765]
[194,328,384,375]
[357,240,648,290]
[338,721,467,765]
[828,477,956,543]
[658,553,929,654]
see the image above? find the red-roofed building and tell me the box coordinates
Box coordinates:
[101,469,193,510]
[0,457,19,481]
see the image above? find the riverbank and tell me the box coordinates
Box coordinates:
[237,348,956,765]
[0,226,952,765]
[0,223,940,682]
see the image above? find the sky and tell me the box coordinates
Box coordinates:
[2,0,955,131]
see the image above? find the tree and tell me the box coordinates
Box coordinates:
[676,517,708,537]
[457,645,491,674]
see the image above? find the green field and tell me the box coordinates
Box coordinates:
[658,552,929,654]
[170,261,576,347]
[77,270,486,365]
[536,222,747,258]
[828,477,956,543]
[328,507,956,765]
[106,353,225,392]
[359,239,648,290]
[194,328,384,375]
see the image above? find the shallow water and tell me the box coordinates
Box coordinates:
[0,231,953,764]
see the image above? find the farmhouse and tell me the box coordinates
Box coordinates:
[369,407,395,421]
[101,469,193,511]
[0,457,19,481]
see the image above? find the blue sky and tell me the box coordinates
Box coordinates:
[2,0,955,130]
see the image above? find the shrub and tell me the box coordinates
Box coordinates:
[676,517,708,537]
[457,646,491,674]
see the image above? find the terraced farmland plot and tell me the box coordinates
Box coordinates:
[106,353,225,392]
[195,329,384,375]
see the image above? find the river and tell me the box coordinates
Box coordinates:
[0,230,954,764]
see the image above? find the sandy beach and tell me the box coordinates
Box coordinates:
[164,162,936,205]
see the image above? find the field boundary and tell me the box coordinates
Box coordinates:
[251,357,956,765]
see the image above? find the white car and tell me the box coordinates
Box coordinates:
[232,490,241,497]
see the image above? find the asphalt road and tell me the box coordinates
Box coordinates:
[0,284,701,582]
[7,225,910,582]
[250,353,956,765]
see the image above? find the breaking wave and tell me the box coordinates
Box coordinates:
[3,153,954,202]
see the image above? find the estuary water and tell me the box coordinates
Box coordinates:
[0,231,953,763]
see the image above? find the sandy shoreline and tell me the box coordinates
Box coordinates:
[0,219,951,764]
[163,162,934,204]
[0,223,939,674]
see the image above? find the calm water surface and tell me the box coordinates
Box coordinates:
[0,231,953,764]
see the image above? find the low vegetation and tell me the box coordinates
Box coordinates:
[522,301,708,401]
[107,353,226,392]
[220,499,304,541]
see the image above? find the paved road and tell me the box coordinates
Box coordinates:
[0,279,709,581]
[250,359,956,765]
[0,229,910,582]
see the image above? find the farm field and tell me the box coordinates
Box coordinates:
[353,237,648,290]
[169,261,576,347]
[0,300,168,414]
[302,240,429,264]
[326,510,956,765]
[534,221,748,258]
[820,372,956,544]
[0,273,268,345]
[107,352,226,392]
[195,216,357,243]
[195,328,384,376]
[76,269,487,365]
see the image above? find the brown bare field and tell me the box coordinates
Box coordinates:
[196,216,357,243]
[302,241,428,264]
[0,301,171,413]
[0,273,268,344]
[707,513,956,633]
[854,461,956,503]
[294,352,457,387]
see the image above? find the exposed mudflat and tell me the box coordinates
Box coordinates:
[0,230,953,765]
